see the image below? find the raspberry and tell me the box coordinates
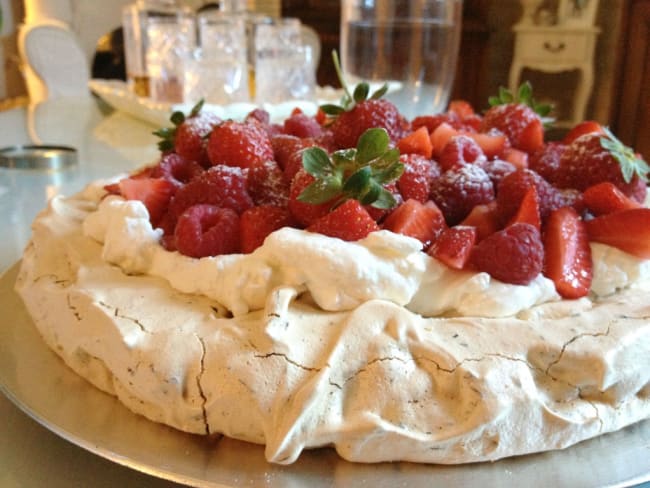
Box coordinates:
[174,204,240,258]
[150,153,204,187]
[528,142,566,185]
[247,160,289,207]
[470,223,544,285]
[397,154,440,203]
[206,120,274,169]
[169,165,253,219]
[438,135,487,172]
[496,169,564,224]
[430,165,495,226]
[476,158,516,187]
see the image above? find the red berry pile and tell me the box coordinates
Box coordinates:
[107,83,650,300]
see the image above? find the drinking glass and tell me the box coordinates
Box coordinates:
[145,10,196,103]
[254,18,317,104]
[340,0,462,119]
[183,13,249,104]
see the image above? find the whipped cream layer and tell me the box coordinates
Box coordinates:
[15,185,650,465]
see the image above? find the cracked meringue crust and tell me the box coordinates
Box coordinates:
[14,185,650,465]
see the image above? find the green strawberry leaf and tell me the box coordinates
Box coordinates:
[298,176,343,204]
[170,110,185,126]
[356,128,390,164]
[189,99,204,118]
[353,82,370,103]
[320,104,346,115]
[601,127,650,183]
[297,128,403,208]
[370,83,389,100]
[302,146,335,178]
[371,187,398,209]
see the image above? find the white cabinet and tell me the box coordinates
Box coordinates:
[509,0,600,127]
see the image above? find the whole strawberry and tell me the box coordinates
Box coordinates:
[480,83,552,154]
[330,98,406,149]
[320,52,408,149]
[153,100,221,167]
[206,120,274,169]
[555,128,649,202]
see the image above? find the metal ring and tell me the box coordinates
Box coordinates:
[0,145,78,170]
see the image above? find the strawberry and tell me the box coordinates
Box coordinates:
[509,186,541,230]
[206,120,274,169]
[496,169,564,224]
[460,201,500,242]
[288,169,335,226]
[428,225,477,269]
[174,204,240,258]
[150,152,204,187]
[382,199,447,248]
[467,130,509,160]
[438,135,487,172]
[481,83,551,154]
[448,100,476,119]
[246,160,289,207]
[153,100,221,167]
[412,113,462,133]
[469,223,544,285]
[283,111,323,138]
[397,154,440,203]
[397,126,434,159]
[168,165,253,219]
[306,199,379,241]
[556,129,649,202]
[430,164,495,226]
[240,205,295,253]
[173,111,222,166]
[118,177,176,226]
[542,207,592,298]
[582,182,641,216]
[562,120,604,145]
[329,98,406,149]
[584,208,650,259]
[502,148,529,169]
[429,122,460,157]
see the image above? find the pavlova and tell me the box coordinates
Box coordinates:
[15,80,650,464]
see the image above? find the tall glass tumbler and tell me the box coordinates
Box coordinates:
[340,0,462,119]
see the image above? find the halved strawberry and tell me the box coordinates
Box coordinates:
[460,201,500,242]
[582,181,642,216]
[509,186,541,230]
[502,148,529,170]
[382,199,447,248]
[543,207,592,298]
[306,199,379,241]
[430,122,460,157]
[562,120,604,145]
[428,225,477,269]
[584,208,650,259]
[467,130,509,159]
[397,126,433,159]
[118,177,176,225]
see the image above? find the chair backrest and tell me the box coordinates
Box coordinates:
[20,0,132,103]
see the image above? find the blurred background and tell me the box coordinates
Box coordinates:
[0,0,647,159]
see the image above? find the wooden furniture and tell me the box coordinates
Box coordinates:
[611,0,650,162]
[509,0,600,127]
[281,0,491,111]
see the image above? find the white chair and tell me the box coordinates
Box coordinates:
[18,0,132,104]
